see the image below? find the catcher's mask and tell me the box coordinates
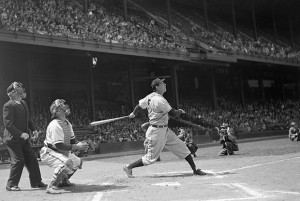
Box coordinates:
[220,123,228,133]
[50,99,70,118]
[7,82,26,99]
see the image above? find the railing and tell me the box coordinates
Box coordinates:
[0,28,299,66]
[0,29,203,62]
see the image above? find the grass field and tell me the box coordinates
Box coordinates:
[0,136,299,201]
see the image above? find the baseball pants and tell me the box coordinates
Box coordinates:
[142,126,190,165]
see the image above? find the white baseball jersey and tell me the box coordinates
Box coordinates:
[44,119,75,156]
[139,92,172,125]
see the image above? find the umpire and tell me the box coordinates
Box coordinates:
[2,82,47,191]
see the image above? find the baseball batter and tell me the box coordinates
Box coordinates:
[40,99,89,194]
[123,78,207,177]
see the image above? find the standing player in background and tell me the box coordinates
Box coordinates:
[123,78,207,178]
[3,82,47,191]
[40,99,89,194]
[289,122,299,141]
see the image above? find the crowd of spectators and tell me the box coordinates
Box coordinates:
[0,0,186,52]
[1,0,299,61]
[131,0,300,61]
[179,97,298,134]
[172,8,300,61]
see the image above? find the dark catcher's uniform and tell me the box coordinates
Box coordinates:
[218,128,239,156]
[3,100,43,188]
[289,126,299,141]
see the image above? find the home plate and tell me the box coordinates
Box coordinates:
[152,182,181,186]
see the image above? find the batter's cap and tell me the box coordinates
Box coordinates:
[151,78,165,90]
[291,122,296,126]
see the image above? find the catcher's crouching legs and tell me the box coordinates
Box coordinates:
[59,154,82,187]
[46,165,69,194]
[218,148,228,156]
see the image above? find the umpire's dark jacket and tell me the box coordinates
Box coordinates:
[3,100,35,145]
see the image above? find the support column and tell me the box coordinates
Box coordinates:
[123,0,128,21]
[271,1,278,42]
[203,0,209,30]
[239,71,245,108]
[280,75,285,102]
[211,69,217,109]
[288,3,295,48]
[171,65,179,109]
[89,57,96,121]
[83,0,88,12]
[27,53,34,114]
[129,61,135,109]
[251,0,258,40]
[258,71,265,104]
[295,71,300,99]
[231,0,237,38]
[166,0,172,29]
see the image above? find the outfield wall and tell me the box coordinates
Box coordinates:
[0,130,287,159]
[96,130,287,154]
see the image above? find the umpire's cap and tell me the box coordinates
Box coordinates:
[151,78,165,91]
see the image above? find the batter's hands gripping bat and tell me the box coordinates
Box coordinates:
[90,115,129,126]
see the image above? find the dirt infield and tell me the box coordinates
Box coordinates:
[0,137,300,201]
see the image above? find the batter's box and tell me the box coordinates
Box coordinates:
[207,183,269,200]
[148,170,235,178]
[171,183,269,201]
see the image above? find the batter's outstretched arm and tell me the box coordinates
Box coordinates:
[168,108,184,117]
[129,105,143,118]
[180,113,215,129]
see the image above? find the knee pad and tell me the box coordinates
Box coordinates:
[52,165,69,186]
[65,158,74,170]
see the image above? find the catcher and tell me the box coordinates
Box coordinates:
[289,122,299,141]
[218,123,239,156]
[40,99,89,194]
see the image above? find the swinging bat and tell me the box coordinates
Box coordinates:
[90,115,129,126]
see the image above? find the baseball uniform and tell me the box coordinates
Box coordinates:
[139,92,190,165]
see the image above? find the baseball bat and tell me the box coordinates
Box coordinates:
[90,115,129,126]
[170,117,202,128]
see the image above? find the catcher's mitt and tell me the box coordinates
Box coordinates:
[82,139,95,151]
[72,140,95,157]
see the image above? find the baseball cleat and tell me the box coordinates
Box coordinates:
[46,186,61,194]
[31,181,47,188]
[58,178,75,187]
[123,165,134,178]
[193,169,207,176]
